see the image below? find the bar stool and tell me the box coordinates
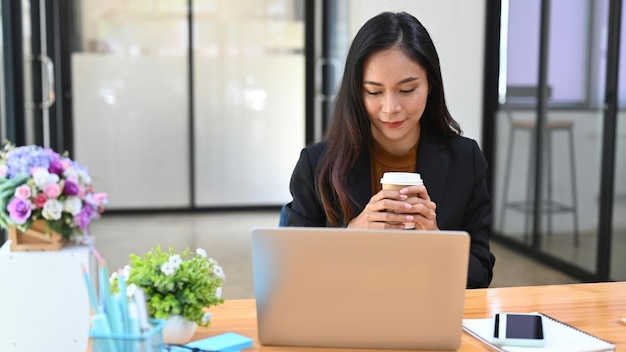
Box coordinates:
[499,88,580,246]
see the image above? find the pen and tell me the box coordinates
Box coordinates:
[102,263,124,351]
[127,300,141,337]
[133,287,152,332]
[81,263,99,314]
[117,270,130,332]
[98,260,110,315]
[117,271,132,352]
[91,313,119,352]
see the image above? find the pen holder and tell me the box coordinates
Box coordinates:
[89,319,166,352]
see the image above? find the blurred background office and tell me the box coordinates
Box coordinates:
[0,0,624,298]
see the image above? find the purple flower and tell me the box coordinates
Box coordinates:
[7,197,32,224]
[63,180,79,196]
[48,159,64,176]
[5,145,59,179]
[74,204,95,232]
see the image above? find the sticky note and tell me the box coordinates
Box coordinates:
[185,332,253,352]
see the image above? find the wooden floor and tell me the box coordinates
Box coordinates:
[88,210,588,299]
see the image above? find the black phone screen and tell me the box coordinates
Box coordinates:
[505,314,544,339]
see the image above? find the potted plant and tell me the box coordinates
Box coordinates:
[0,142,107,250]
[111,246,225,344]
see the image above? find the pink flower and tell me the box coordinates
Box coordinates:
[0,164,7,177]
[92,192,109,207]
[44,183,62,198]
[30,166,45,176]
[33,193,48,208]
[14,185,32,199]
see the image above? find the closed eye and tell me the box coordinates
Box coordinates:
[366,91,382,95]
[400,88,416,94]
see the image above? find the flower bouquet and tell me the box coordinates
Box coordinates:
[111,246,225,343]
[0,142,107,250]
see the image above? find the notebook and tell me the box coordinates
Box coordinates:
[250,226,470,350]
[462,312,615,352]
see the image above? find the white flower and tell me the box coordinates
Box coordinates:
[196,248,207,258]
[122,265,132,279]
[126,283,137,298]
[215,287,222,299]
[201,312,213,323]
[42,199,63,220]
[48,173,60,184]
[63,168,78,183]
[160,262,176,276]
[212,264,225,280]
[33,168,52,189]
[109,272,118,286]
[77,169,92,185]
[168,254,183,268]
[63,196,83,215]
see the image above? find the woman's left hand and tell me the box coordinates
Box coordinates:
[399,185,439,230]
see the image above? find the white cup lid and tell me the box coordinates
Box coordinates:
[380,172,423,185]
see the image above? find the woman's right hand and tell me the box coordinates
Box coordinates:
[347,189,415,229]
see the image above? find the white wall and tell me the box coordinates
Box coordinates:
[350,1,486,145]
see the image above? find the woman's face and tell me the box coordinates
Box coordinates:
[362,47,429,154]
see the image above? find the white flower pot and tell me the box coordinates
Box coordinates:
[162,315,198,345]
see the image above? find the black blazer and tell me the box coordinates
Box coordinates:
[284,131,496,288]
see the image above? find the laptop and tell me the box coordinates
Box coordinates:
[250,226,470,351]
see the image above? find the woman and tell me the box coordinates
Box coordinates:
[283,11,495,288]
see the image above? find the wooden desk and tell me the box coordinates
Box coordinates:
[193,282,626,351]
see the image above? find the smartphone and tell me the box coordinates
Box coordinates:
[493,313,546,347]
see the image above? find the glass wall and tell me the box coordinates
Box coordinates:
[494,0,624,280]
[192,0,305,206]
[71,0,305,209]
[72,1,191,208]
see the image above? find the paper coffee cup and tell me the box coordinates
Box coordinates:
[380,172,423,229]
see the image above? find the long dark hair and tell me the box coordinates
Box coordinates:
[317,11,462,226]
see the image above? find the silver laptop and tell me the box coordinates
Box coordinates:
[250,227,470,350]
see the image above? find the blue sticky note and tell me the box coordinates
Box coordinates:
[185,332,253,352]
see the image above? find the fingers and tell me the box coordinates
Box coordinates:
[349,188,438,230]
[399,184,430,200]
[412,202,439,231]
[348,209,414,229]
[362,211,415,226]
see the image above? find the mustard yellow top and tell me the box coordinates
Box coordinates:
[369,138,418,194]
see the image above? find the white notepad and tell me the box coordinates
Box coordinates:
[462,312,615,352]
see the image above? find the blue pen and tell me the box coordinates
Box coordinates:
[117,271,132,352]
[98,262,109,315]
[127,301,141,337]
[81,263,99,314]
[91,313,119,352]
[117,271,130,331]
[103,264,124,351]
